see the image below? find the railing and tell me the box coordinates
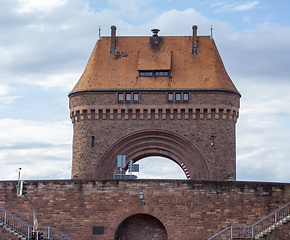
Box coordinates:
[0,207,74,240]
[0,206,31,238]
[208,201,290,240]
[38,226,75,240]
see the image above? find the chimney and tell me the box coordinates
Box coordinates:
[110,25,117,54]
[151,29,160,37]
[192,25,198,54]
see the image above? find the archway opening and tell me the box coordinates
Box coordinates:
[135,156,187,179]
[115,214,168,240]
[94,129,211,180]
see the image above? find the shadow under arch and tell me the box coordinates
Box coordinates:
[93,129,211,180]
[114,213,168,240]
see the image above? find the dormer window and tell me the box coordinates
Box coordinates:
[156,71,169,76]
[140,71,153,77]
[139,70,169,77]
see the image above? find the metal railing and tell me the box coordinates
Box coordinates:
[0,207,74,240]
[0,206,31,238]
[208,201,290,240]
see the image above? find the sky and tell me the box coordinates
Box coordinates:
[0,0,290,182]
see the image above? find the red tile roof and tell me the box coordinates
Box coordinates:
[70,35,239,94]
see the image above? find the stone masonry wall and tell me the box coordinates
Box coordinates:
[0,180,289,240]
[69,91,240,180]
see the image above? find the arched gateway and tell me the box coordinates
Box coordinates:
[69,25,240,180]
[115,214,168,240]
[93,129,211,179]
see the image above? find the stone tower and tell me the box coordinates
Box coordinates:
[69,25,240,180]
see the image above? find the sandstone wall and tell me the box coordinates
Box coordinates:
[69,91,240,180]
[0,180,289,240]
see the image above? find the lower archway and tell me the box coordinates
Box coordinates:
[115,214,168,240]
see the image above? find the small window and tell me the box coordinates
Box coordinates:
[118,93,124,101]
[211,136,214,146]
[126,93,131,101]
[133,93,139,101]
[176,93,181,101]
[92,136,95,147]
[183,93,189,101]
[139,71,169,77]
[140,71,153,77]
[168,93,174,101]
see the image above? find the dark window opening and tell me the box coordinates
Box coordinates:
[140,71,153,76]
[211,136,214,146]
[92,136,95,147]
[156,71,169,76]
[139,71,169,77]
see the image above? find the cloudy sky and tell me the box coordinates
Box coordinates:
[0,0,289,182]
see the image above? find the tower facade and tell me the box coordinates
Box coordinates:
[69,26,240,180]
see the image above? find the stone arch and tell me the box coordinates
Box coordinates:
[114,213,168,240]
[109,207,173,240]
[93,129,212,179]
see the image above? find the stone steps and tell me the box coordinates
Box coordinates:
[255,215,290,239]
[0,222,27,240]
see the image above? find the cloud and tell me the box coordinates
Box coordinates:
[218,22,290,82]
[17,0,67,13]
[233,1,260,11]
[0,84,11,96]
[108,0,155,21]
[237,115,290,182]
[0,0,290,183]
[211,1,260,12]
[0,119,72,180]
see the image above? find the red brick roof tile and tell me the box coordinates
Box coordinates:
[70,35,239,94]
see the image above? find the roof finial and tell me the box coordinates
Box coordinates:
[211,25,213,39]
[99,26,101,39]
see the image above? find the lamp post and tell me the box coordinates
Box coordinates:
[139,191,144,207]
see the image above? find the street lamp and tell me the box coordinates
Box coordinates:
[139,191,144,207]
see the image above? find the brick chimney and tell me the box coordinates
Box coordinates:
[110,25,117,54]
[192,25,198,54]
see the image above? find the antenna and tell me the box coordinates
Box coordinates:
[99,26,101,39]
[210,25,213,39]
